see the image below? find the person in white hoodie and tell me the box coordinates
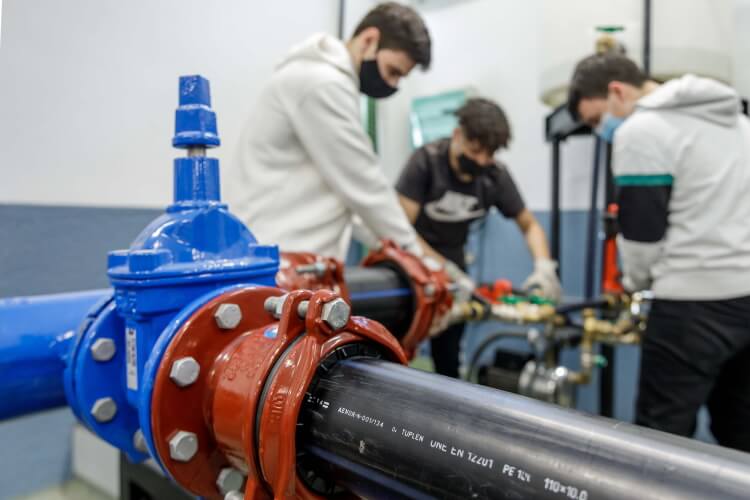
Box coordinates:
[226,3,431,261]
[568,53,750,451]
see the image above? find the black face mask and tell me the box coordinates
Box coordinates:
[359,59,397,99]
[458,154,486,178]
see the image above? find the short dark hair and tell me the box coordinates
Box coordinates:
[567,54,647,120]
[352,2,432,69]
[455,98,512,153]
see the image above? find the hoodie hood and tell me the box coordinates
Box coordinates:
[636,74,741,127]
[276,33,357,84]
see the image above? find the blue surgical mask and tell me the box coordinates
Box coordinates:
[595,112,625,143]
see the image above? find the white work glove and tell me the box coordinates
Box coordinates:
[522,258,562,303]
[443,260,476,298]
[617,235,655,293]
[621,274,650,294]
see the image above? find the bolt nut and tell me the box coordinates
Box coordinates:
[214,303,242,330]
[321,298,351,331]
[224,492,244,500]
[133,429,148,453]
[169,430,198,462]
[91,397,117,423]
[216,467,245,495]
[170,357,200,387]
[90,338,116,362]
[424,283,436,297]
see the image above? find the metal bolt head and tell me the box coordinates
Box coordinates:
[216,467,245,495]
[90,338,116,362]
[91,397,117,423]
[169,430,198,462]
[225,492,244,500]
[214,303,242,330]
[423,283,436,298]
[170,357,200,387]
[133,429,148,453]
[321,298,351,330]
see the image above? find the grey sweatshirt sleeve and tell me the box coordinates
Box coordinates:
[290,81,418,251]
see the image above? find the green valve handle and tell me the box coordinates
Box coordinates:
[501,295,525,305]
[596,25,625,33]
[529,295,556,306]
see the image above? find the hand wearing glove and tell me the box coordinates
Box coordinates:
[522,258,562,303]
[617,235,655,293]
[443,260,476,302]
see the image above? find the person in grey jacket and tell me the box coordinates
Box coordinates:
[568,53,750,451]
[226,3,431,260]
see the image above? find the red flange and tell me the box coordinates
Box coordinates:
[150,285,406,499]
[276,252,349,301]
[362,240,452,359]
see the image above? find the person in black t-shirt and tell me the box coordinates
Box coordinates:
[396,98,561,378]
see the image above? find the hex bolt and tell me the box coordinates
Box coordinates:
[90,338,116,362]
[216,467,246,495]
[170,357,200,387]
[321,298,351,331]
[263,294,287,319]
[214,303,242,330]
[263,296,279,315]
[295,261,327,276]
[90,397,117,423]
[297,300,310,318]
[133,429,148,453]
[224,492,244,500]
[169,430,198,462]
[424,283,436,298]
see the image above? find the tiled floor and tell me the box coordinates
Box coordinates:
[15,480,112,500]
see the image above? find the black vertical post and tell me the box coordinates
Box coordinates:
[599,143,616,417]
[550,139,562,275]
[584,138,602,299]
[338,0,346,39]
[643,0,652,76]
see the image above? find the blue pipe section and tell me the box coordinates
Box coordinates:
[0,289,111,420]
[349,288,413,301]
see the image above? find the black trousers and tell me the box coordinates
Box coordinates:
[636,296,750,452]
[430,323,465,378]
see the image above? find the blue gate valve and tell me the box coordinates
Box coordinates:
[62,75,280,461]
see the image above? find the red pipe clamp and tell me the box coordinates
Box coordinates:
[149,285,406,499]
[276,252,349,300]
[362,240,452,359]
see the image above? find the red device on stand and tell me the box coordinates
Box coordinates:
[601,203,624,294]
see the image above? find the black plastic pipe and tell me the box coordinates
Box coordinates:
[345,266,414,340]
[299,359,750,500]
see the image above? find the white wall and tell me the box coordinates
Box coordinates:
[2,0,749,211]
[0,0,338,208]
[369,0,594,211]
[734,0,750,98]
[373,0,750,212]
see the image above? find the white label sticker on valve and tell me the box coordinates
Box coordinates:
[126,327,138,390]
